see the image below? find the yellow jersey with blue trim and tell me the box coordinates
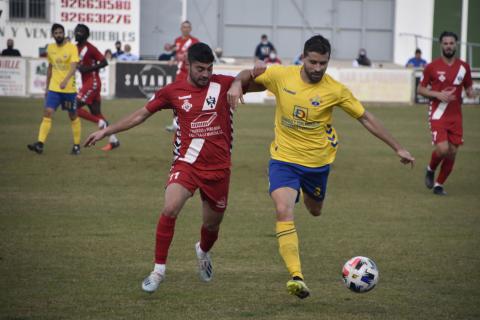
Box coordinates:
[254,65,365,168]
[47,42,79,93]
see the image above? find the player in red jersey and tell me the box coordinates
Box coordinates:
[165,20,200,132]
[84,43,247,293]
[418,31,474,195]
[74,24,120,151]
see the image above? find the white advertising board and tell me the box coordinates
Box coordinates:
[0,1,140,58]
[0,58,26,96]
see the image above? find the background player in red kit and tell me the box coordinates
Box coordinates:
[418,31,474,195]
[74,24,120,151]
[84,43,242,293]
[165,20,199,132]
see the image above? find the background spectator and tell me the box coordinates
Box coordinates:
[117,44,139,61]
[264,51,281,64]
[112,41,124,59]
[255,34,276,61]
[158,43,175,61]
[1,39,21,56]
[352,48,372,67]
[292,53,302,65]
[406,48,427,68]
[104,49,113,61]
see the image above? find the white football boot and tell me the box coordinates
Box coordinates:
[195,242,213,282]
[141,271,164,293]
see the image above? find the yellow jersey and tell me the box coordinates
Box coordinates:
[255,65,365,167]
[47,42,79,93]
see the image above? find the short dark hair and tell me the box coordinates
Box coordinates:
[304,35,331,58]
[115,41,121,45]
[188,42,214,64]
[51,23,64,34]
[182,20,191,26]
[439,31,458,42]
[75,24,90,38]
[415,48,422,54]
[261,34,268,39]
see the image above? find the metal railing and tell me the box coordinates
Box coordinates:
[400,32,480,68]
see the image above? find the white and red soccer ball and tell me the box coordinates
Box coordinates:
[342,256,379,293]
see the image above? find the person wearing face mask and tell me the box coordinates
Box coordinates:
[1,39,21,56]
[27,23,81,155]
[255,34,276,62]
[264,51,282,65]
[352,48,372,67]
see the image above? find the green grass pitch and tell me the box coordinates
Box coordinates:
[0,97,479,319]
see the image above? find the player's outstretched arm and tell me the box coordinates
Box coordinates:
[84,107,153,147]
[357,111,415,167]
[227,61,267,109]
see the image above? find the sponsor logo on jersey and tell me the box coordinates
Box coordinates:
[191,112,217,128]
[202,82,221,110]
[293,105,308,120]
[182,99,193,112]
[283,87,296,95]
[178,94,192,100]
[310,95,321,106]
[437,71,446,82]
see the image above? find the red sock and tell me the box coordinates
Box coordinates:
[199,225,219,253]
[429,150,443,171]
[77,108,101,123]
[436,157,455,185]
[154,214,177,264]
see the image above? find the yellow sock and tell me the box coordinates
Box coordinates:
[71,117,81,145]
[276,221,304,279]
[38,117,52,143]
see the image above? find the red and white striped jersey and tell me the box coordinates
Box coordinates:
[77,41,105,86]
[174,35,199,81]
[420,57,472,121]
[145,74,235,170]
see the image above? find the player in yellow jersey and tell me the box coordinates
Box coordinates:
[28,23,81,155]
[227,35,415,299]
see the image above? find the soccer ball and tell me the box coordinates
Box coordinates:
[342,256,379,293]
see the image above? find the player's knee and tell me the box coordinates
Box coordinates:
[275,203,294,217]
[308,207,322,217]
[436,146,449,158]
[161,205,180,218]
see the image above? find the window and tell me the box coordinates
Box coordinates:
[9,0,47,20]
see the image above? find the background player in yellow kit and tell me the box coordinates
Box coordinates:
[28,23,81,155]
[228,35,415,299]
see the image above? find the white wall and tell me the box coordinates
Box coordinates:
[0,1,140,58]
[394,0,435,66]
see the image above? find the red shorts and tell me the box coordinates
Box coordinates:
[430,118,463,146]
[77,84,101,105]
[166,163,230,213]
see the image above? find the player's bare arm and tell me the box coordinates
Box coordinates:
[78,59,108,73]
[357,110,415,166]
[417,84,456,103]
[84,107,152,147]
[227,62,267,109]
[60,62,78,89]
[45,63,52,96]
